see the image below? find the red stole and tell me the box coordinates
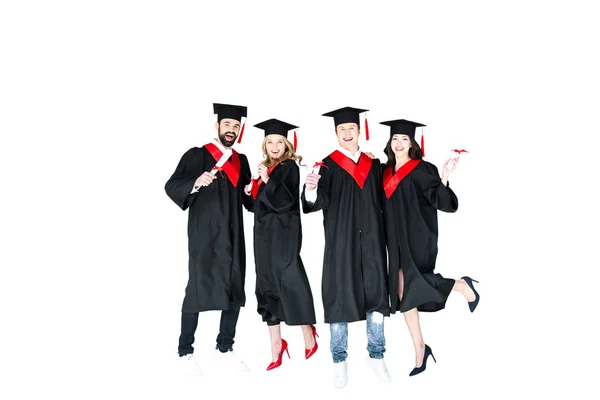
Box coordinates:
[328,150,372,189]
[383,159,421,199]
[251,164,278,199]
[204,143,240,187]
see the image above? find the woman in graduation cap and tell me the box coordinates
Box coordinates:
[243,118,318,371]
[379,119,480,377]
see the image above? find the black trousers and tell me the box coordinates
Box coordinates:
[178,308,241,356]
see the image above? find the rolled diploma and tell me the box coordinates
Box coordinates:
[211,149,232,175]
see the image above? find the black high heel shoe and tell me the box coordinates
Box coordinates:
[409,344,436,376]
[461,276,480,312]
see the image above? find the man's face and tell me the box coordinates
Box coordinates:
[335,122,359,150]
[215,118,241,147]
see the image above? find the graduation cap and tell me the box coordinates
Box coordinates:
[379,119,427,156]
[213,103,247,122]
[213,103,248,143]
[254,118,299,150]
[322,106,371,140]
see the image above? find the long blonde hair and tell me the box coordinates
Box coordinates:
[261,135,304,168]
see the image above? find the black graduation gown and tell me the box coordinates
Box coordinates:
[165,145,252,313]
[247,161,316,325]
[301,153,390,324]
[382,160,458,313]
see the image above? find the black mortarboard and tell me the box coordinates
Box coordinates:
[322,106,371,140]
[380,118,427,156]
[254,118,299,150]
[379,119,426,139]
[213,103,247,122]
[254,118,297,136]
[323,106,368,126]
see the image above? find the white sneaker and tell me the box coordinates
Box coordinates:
[368,357,392,384]
[333,361,348,388]
[178,353,203,376]
[218,350,250,372]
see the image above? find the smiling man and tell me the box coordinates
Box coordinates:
[301,106,392,388]
[165,103,253,375]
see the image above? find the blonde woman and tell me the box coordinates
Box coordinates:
[245,118,318,371]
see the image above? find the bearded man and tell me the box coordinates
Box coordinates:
[165,103,253,375]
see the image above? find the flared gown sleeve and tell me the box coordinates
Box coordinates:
[258,161,299,213]
[164,147,203,211]
[414,162,459,213]
[239,154,254,212]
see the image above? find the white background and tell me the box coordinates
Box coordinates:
[1,1,599,399]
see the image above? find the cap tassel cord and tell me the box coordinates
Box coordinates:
[237,119,246,144]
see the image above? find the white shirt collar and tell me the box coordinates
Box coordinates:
[213,138,232,155]
[337,146,361,163]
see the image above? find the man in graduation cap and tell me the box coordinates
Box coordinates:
[165,103,253,375]
[301,107,392,388]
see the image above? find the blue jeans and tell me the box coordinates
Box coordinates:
[329,312,386,363]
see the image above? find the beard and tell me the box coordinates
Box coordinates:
[218,128,237,147]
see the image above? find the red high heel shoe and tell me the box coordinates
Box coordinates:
[266,339,289,371]
[305,325,319,360]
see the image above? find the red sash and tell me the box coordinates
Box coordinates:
[204,143,240,187]
[329,150,372,189]
[251,164,278,199]
[382,159,421,199]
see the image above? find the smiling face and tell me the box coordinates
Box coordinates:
[391,134,411,158]
[335,122,359,151]
[265,134,286,159]
[215,118,241,147]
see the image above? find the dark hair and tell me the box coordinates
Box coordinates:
[384,135,423,167]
